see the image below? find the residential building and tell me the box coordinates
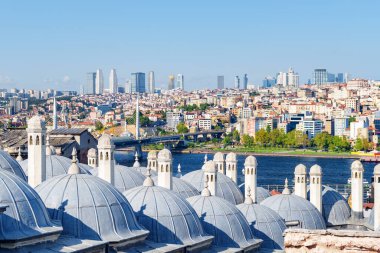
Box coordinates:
[198,119,212,130]
[334,117,349,137]
[166,111,183,130]
[296,119,323,138]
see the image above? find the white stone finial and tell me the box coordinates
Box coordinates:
[16,147,23,162]
[244,186,254,205]
[176,163,182,178]
[133,152,141,167]
[204,154,208,164]
[201,176,211,197]
[143,167,154,187]
[68,148,81,174]
[282,178,291,195]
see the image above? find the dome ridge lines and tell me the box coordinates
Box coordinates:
[74,175,82,237]
[0,175,23,230]
[161,189,181,243]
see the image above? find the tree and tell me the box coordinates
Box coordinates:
[95,121,104,131]
[242,134,254,147]
[255,129,269,144]
[232,130,240,142]
[223,136,232,146]
[313,132,331,150]
[126,110,152,127]
[176,122,189,134]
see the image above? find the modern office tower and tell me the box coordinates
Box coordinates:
[337,73,344,83]
[344,73,351,83]
[234,76,240,89]
[148,71,155,93]
[131,73,146,93]
[243,74,248,90]
[288,68,299,88]
[95,69,104,94]
[327,73,336,83]
[84,72,96,95]
[217,76,224,89]
[125,80,131,93]
[176,74,184,90]
[276,72,288,86]
[109,69,118,94]
[168,75,175,90]
[262,76,276,88]
[313,69,328,86]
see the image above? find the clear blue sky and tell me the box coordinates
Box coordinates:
[0,1,379,91]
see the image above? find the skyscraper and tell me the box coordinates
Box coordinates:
[95,69,104,94]
[168,75,175,90]
[313,69,328,86]
[262,76,276,88]
[234,76,240,89]
[176,74,184,90]
[276,72,288,86]
[109,69,118,94]
[130,73,146,93]
[243,74,248,90]
[217,76,224,89]
[84,72,96,95]
[288,68,299,88]
[336,73,344,83]
[148,71,155,93]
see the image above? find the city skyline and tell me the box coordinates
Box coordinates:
[0,1,379,91]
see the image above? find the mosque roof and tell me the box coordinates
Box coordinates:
[0,150,27,181]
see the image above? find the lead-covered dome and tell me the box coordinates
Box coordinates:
[0,169,62,244]
[237,200,286,250]
[0,150,27,181]
[90,164,145,192]
[19,155,91,180]
[124,182,212,249]
[35,173,149,245]
[307,185,351,226]
[152,176,199,198]
[239,183,271,203]
[187,193,259,251]
[157,148,172,161]
[226,152,237,162]
[261,193,326,229]
[132,165,158,177]
[182,170,244,205]
[213,152,224,162]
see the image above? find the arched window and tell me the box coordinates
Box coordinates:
[378,177,380,183]
[36,135,40,145]
[297,177,300,183]
[312,178,315,184]
[29,136,33,145]
[206,175,209,182]
[211,175,213,182]
[355,172,358,178]
[166,164,169,172]
[317,178,320,184]
[161,165,163,172]
[105,152,109,160]
[100,152,103,160]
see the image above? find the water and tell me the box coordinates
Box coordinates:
[115,151,375,186]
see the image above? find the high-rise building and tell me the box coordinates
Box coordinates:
[336,73,344,83]
[344,73,351,83]
[217,76,224,89]
[276,72,288,86]
[262,76,276,88]
[287,68,299,88]
[125,80,131,93]
[168,75,175,90]
[148,71,155,93]
[95,69,104,94]
[243,74,248,90]
[130,73,146,93]
[234,76,240,89]
[313,69,328,86]
[176,74,184,90]
[109,69,118,94]
[84,72,96,95]
[327,73,336,83]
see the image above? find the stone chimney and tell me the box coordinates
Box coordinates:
[157,148,173,190]
[244,156,258,203]
[294,164,307,199]
[213,152,225,174]
[203,160,217,196]
[310,164,322,212]
[226,152,238,183]
[374,164,380,230]
[351,160,364,219]
[147,150,158,171]
[87,148,98,168]
[97,134,115,185]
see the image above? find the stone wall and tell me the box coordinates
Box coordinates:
[284,229,380,252]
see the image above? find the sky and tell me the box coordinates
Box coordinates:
[0,1,379,91]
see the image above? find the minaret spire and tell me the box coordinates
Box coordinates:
[53,96,57,130]
[135,94,140,140]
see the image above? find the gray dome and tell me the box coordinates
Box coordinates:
[239,183,271,203]
[237,202,286,250]
[0,150,27,181]
[35,173,149,244]
[187,194,258,249]
[132,166,157,177]
[0,169,61,242]
[19,155,91,180]
[90,164,145,192]
[182,169,244,205]
[307,185,351,226]
[152,176,199,198]
[261,194,326,229]
[124,185,211,248]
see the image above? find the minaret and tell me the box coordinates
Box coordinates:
[87,148,98,168]
[351,160,364,219]
[294,164,307,199]
[135,94,140,140]
[16,147,23,162]
[147,150,158,171]
[53,97,57,130]
[203,160,217,196]
[374,164,380,230]
[213,152,225,174]
[226,152,238,183]
[176,164,182,178]
[244,156,258,202]
[97,134,115,185]
[27,116,47,187]
[310,164,323,212]
[157,148,173,190]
